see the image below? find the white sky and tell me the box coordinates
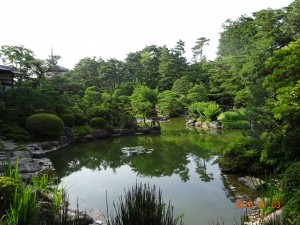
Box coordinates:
[1,0,295,69]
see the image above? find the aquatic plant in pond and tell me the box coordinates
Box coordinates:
[106,183,184,225]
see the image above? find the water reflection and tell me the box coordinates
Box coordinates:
[47,118,245,225]
[48,118,241,183]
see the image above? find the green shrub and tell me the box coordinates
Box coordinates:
[203,102,222,121]
[282,190,300,225]
[217,109,247,122]
[188,101,221,122]
[120,114,136,129]
[86,106,109,119]
[282,162,300,204]
[55,104,66,116]
[72,126,91,137]
[90,117,106,128]
[188,102,208,121]
[26,113,64,138]
[220,137,262,172]
[74,113,87,126]
[104,124,115,133]
[60,114,75,128]
[13,134,31,143]
[0,124,29,139]
[222,121,250,129]
[0,176,19,217]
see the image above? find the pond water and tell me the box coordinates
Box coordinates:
[48,118,245,225]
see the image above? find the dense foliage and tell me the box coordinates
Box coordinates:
[0,0,300,221]
[0,176,19,217]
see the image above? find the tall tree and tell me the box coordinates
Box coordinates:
[98,59,124,92]
[73,57,104,88]
[191,37,210,63]
[281,0,300,40]
[130,85,158,125]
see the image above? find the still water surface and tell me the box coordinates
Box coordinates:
[48,118,244,225]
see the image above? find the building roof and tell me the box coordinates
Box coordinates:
[0,65,20,74]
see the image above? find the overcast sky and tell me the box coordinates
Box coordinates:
[1,0,295,69]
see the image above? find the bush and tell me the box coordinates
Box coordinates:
[107,183,183,225]
[222,121,250,129]
[282,190,300,225]
[188,102,208,121]
[282,162,300,204]
[86,106,109,120]
[26,113,64,138]
[90,117,106,128]
[203,102,222,121]
[73,113,87,126]
[13,134,31,143]
[218,109,247,122]
[220,137,262,172]
[72,126,91,138]
[0,176,19,217]
[60,114,75,128]
[0,124,29,139]
[157,91,184,117]
[188,101,221,122]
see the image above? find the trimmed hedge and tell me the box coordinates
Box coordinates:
[60,114,75,128]
[26,113,64,138]
[74,113,87,126]
[90,117,106,128]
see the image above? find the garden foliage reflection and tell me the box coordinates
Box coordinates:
[48,118,241,182]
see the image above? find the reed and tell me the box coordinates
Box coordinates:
[6,186,38,225]
[106,182,184,225]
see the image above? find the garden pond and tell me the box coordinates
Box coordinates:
[48,118,252,225]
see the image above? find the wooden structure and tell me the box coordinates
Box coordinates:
[0,65,18,92]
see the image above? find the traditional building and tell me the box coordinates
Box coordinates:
[45,65,68,78]
[0,65,19,92]
[45,48,68,78]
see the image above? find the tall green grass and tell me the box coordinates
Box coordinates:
[106,183,184,225]
[217,109,247,122]
[0,160,80,225]
[218,109,249,129]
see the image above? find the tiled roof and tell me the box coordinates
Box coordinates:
[0,65,19,73]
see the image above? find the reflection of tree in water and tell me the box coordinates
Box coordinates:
[193,155,214,182]
[48,124,239,182]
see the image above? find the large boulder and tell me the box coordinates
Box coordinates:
[42,141,60,150]
[91,129,109,139]
[113,128,131,136]
[207,121,222,129]
[237,176,266,190]
[186,120,196,126]
[63,126,73,138]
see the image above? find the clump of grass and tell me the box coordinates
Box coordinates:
[0,160,81,225]
[106,183,184,225]
[255,175,282,217]
[6,185,38,225]
[218,109,249,129]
